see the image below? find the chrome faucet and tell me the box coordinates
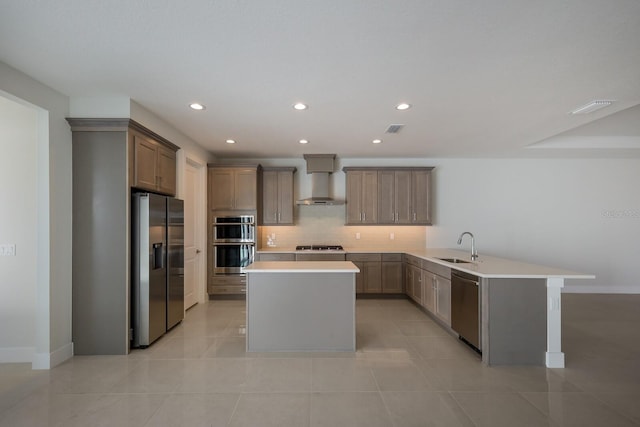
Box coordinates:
[457,232,478,260]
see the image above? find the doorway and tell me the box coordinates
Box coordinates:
[183,157,206,309]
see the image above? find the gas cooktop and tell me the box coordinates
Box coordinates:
[295,245,344,251]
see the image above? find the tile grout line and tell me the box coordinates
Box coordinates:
[369,360,397,427]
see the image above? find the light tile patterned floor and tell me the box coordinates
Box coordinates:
[1,294,640,426]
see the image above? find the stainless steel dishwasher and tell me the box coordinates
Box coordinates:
[451,270,481,352]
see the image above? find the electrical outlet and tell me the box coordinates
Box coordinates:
[390,233,395,240]
[0,244,16,256]
[355,233,361,240]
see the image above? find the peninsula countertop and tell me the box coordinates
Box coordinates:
[256,247,594,280]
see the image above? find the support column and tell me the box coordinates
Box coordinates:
[546,277,564,368]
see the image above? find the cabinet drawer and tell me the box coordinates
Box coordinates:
[210,275,246,286]
[422,259,451,279]
[295,253,346,261]
[403,254,422,267]
[208,285,246,294]
[346,253,381,262]
[257,253,296,261]
[382,253,402,262]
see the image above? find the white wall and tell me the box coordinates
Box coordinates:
[427,158,640,293]
[0,96,38,362]
[0,60,73,368]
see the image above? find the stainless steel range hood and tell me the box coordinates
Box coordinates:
[296,154,344,205]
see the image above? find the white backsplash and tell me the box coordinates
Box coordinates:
[259,205,427,250]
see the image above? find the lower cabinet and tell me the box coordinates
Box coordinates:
[208,275,247,295]
[346,253,382,293]
[381,254,403,293]
[410,265,423,305]
[434,274,451,325]
[403,255,452,326]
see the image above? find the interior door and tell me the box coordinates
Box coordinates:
[183,160,201,309]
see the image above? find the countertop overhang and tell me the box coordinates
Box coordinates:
[245,261,360,273]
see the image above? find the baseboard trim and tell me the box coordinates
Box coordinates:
[32,342,74,370]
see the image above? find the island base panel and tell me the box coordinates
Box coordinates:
[247,272,355,352]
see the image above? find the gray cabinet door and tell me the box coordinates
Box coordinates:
[345,171,363,224]
[133,135,158,191]
[377,170,395,223]
[235,169,258,210]
[361,171,378,223]
[262,168,294,224]
[346,170,378,224]
[411,169,432,224]
[363,262,382,293]
[262,170,279,224]
[209,169,235,210]
[423,272,436,313]
[157,145,176,196]
[394,170,412,224]
[382,261,403,293]
[435,275,451,325]
[277,170,294,224]
[411,265,423,305]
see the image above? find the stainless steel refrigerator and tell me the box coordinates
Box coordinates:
[132,192,184,348]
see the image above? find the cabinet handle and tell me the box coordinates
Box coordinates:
[363,212,366,221]
[413,212,417,221]
[278,212,281,222]
[359,212,363,221]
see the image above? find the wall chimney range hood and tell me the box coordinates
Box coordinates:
[296,154,344,205]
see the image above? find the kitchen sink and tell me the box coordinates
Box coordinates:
[437,257,472,264]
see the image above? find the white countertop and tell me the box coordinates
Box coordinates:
[245,261,360,273]
[256,247,594,279]
[403,248,594,279]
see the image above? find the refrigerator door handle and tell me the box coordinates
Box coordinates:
[152,243,164,269]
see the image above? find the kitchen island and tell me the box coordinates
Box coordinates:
[244,261,360,352]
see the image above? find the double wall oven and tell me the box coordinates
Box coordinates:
[212,215,255,275]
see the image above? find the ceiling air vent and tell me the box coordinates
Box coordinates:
[569,100,614,115]
[385,124,404,134]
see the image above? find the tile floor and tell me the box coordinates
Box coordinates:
[1,294,640,426]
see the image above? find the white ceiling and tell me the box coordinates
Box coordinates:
[2,0,640,158]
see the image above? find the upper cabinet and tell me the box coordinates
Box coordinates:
[378,168,432,225]
[131,132,177,196]
[344,169,378,224]
[344,167,433,225]
[261,167,296,225]
[208,165,259,211]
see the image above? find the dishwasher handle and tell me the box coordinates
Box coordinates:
[451,270,479,284]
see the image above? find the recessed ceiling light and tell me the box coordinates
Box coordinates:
[189,103,206,110]
[396,103,411,111]
[299,139,309,144]
[372,139,382,144]
[569,100,615,114]
[226,139,235,144]
[293,103,308,110]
